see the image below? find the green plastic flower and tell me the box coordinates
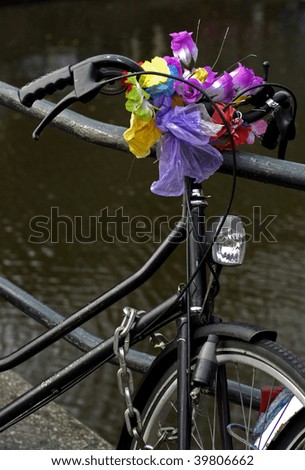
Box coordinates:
[125,76,155,121]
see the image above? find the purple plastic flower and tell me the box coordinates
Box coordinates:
[170,31,198,67]
[174,77,203,103]
[200,66,218,89]
[151,104,223,196]
[154,95,173,127]
[229,63,264,93]
[204,72,234,102]
[246,119,268,144]
[164,56,183,78]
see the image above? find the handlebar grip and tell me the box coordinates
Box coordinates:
[19,65,73,107]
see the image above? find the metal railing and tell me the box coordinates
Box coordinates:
[0,79,304,374]
[1,81,305,191]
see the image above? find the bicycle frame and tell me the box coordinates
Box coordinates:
[0,159,288,451]
[0,44,302,449]
[0,176,216,445]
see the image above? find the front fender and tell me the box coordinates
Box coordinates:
[143,321,277,381]
[117,320,277,448]
[193,320,277,343]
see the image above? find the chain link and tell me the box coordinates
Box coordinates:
[113,307,199,449]
[113,306,151,449]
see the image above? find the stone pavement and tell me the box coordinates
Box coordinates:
[0,371,112,449]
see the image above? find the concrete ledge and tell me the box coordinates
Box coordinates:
[0,371,113,449]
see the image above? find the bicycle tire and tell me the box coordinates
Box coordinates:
[269,408,305,449]
[118,338,305,449]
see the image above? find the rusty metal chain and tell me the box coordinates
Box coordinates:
[113,306,153,449]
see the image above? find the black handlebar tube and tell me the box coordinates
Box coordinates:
[242,90,293,123]
[19,57,297,162]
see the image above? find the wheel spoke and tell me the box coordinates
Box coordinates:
[124,339,305,450]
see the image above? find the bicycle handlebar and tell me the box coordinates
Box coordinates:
[19,54,143,107]
[18,54,296,158]
[242,91,290,123]
[243,91,296,158]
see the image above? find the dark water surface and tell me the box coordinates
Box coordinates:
[0,0,305,446]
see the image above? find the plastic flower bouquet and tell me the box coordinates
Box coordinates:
[123,31,267,196]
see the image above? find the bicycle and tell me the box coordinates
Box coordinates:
[1,34,305,450]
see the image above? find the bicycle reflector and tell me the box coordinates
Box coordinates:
[210,215,246,266]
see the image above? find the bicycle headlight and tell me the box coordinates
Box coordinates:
[211,215,246,266]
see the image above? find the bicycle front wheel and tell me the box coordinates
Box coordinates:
[119,338,305,449]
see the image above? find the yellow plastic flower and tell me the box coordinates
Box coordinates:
[124,113,162,158]
[235,95,251,105]
[140,57,170,88]
[192,67,209,83]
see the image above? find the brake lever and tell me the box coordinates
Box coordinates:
[32,68,123,140]
[260,93,296,159]
[19,54,143,139]
[276,104,296,159]
[32,90,79,140]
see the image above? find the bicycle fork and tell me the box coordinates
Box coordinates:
[191,335,233,450]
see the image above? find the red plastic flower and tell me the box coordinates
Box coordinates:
[211,104,251,150]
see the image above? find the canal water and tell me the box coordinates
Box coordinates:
[0,0,304,447]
